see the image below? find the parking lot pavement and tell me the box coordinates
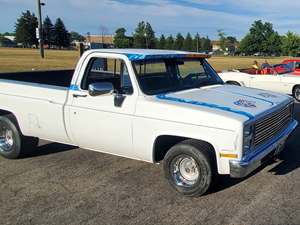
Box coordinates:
[1,103,300,225]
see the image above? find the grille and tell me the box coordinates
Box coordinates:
[253,104,292,148]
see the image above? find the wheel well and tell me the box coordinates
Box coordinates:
[226,81,241,86]
[0,110,20,130]
[292,84,300,94]
[153,136,216,163]
[0,109,14,116]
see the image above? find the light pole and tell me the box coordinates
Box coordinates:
[144,32,148,49]
[37,0,45,58]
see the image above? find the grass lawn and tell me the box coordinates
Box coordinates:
[0,48,79,72]
[0,47,287,73]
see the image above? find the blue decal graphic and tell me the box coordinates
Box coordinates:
[228,91,274,105]
[234,99,256,108]
[156,94,254,119]
[257,93,278,98]
[69,85,79,91]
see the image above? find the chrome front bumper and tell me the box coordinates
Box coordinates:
[230,119,298,178]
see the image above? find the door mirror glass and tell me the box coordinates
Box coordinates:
[88,82,114,96]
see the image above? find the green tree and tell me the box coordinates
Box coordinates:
[43,16,54,48]
[217,29,226,51]
[165,35,174,50]
[70,31,85,42]
[53,18,70,48]
[114,27,131,48]
[15,10,38,47]
[183,33,193,51]
[193,33,201,52]
[174,33,184,50]
[226,36,238,54]
[201,37,212,52]
[145,22,156,49]
[158,34,166,49]
[239,20,281,55]
[133,21,146,48]
[281,31,300,56]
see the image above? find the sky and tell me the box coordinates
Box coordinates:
[1,0,300,40]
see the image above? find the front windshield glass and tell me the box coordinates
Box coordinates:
[132,58,223,95]
[273,63,294,74]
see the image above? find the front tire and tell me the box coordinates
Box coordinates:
[293,85,300,102]
[163,140,217,197]
[0,114,38,159]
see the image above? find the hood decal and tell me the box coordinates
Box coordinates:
[226,91,275,105]
[257,92,278,98]
[156,94,254,119]
[234,99,256,108]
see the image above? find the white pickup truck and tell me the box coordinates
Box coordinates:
[0,49,297,196]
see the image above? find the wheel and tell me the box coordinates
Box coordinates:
[293,85,300,102]
[163,139,217,197]
[0,114,38,159]
[226,81,241,86]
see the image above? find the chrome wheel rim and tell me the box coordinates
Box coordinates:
[0,123,14,152]
[172,156,199,187]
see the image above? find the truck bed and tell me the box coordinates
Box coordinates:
[0,70,74,87]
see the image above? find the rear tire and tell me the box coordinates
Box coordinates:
[163,139,217,197]
[293,85,300,102]
[0,114,38,159]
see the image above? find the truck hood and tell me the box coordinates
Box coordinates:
[155,85,292,120]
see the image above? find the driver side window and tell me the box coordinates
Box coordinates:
[81,57,133,95]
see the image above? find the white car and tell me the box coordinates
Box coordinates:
[219,69,300,102]
[0,49,297,197]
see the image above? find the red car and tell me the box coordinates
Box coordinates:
[282,59,300,75]
[239,63,292,75]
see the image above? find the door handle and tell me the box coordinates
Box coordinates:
[73,94,87,98]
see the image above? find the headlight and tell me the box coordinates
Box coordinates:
[243,124,254,155]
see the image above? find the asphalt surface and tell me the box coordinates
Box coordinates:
[1,104,300,225]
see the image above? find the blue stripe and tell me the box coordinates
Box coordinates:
[228,92,274,105]
[156,94,254,119]
[69,85,79,91]
[126,53,192,61]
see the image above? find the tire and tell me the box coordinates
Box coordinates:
[163,139,217,197]
[293,85,300,102]
[226,81,241,86]
[0,114,39,159]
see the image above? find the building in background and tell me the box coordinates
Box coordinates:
[84,34,114,49]
[211,40,221,52]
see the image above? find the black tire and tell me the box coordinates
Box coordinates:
[163,139,217,197]
[293,85,300,102]
[226,81,241,86]
[0,114,39,159]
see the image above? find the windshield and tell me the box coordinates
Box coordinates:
[132,58,223,95]
[273,63,294,74]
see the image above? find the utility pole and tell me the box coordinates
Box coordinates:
[37,0,45,58]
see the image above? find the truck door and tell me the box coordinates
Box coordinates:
[68,56,137,158]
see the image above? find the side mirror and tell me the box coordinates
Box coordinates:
[88,82,114,96]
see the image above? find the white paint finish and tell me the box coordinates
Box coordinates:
[0,50,294,176]
[0,81,71,143]
[219,71,300,95]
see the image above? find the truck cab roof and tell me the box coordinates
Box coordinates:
[85,49,210,61]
